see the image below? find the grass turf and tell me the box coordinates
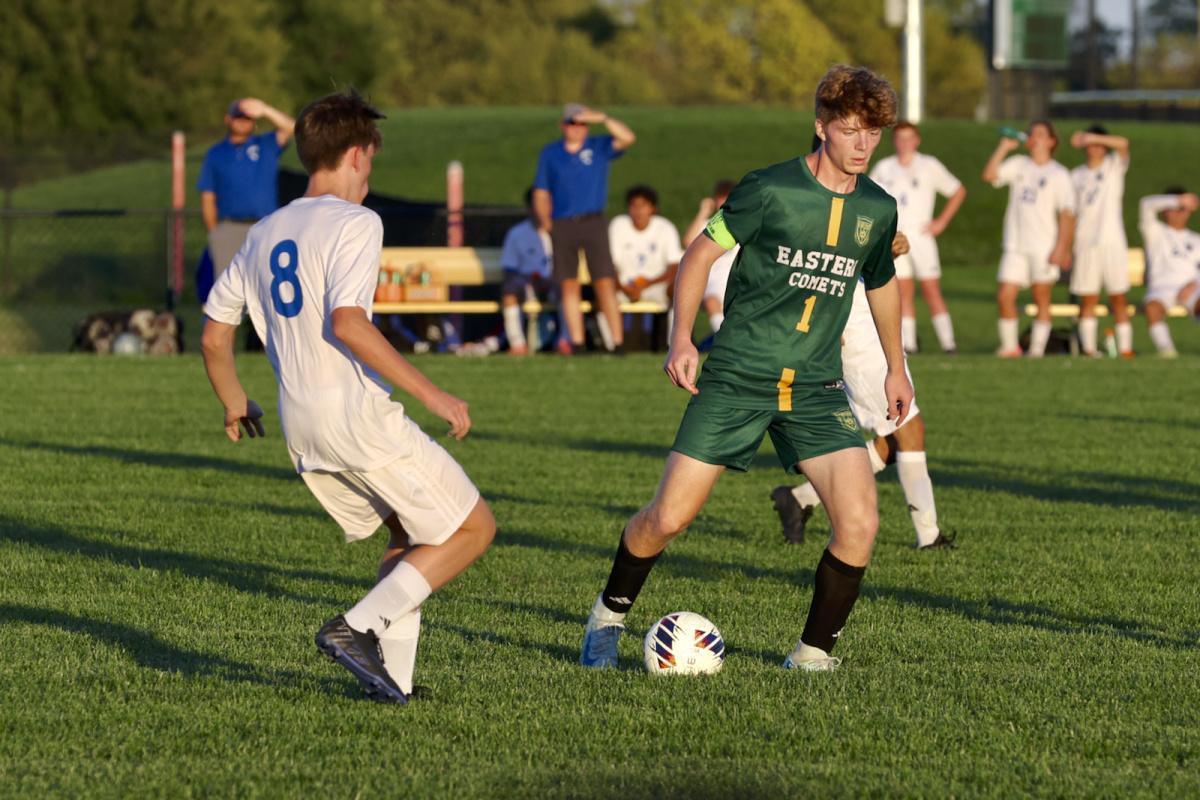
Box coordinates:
[0,349,1197,797]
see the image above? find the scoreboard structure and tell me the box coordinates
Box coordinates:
[992,0,1072,70]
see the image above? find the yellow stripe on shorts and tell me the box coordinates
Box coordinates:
[777,368,795,412]
[825,197,844,247]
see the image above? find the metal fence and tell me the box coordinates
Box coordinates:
[0,204,524,354]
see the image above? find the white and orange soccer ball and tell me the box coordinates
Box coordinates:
[642,611,725,675]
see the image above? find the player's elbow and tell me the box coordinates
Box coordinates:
[200,321,232,356]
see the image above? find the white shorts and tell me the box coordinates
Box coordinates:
[841,318,920,438]
[998,251,1060,289]
[893,233,941,280]
[301,417,480,544]
[1144,281,1196,313]
[1070,245,1130,296]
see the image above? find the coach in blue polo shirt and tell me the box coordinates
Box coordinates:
[198,97,296,279]
[533,103,636,354]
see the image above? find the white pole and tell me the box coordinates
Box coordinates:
[904,0,924,122]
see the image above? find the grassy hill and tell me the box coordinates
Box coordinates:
[4,108,1200,354]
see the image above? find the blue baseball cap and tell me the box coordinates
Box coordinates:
[227,100,250,119]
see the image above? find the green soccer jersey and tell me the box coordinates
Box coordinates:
[701,156,898,410]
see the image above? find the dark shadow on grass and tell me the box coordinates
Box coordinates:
[0,437,296,482]
[0,603,356,698]
[497,528,1195,652]
[934,457,1199,513]
[470,429,782,470]
[425,620,578,663]
[0,515,367,605]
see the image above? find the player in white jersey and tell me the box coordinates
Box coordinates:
[682,180,736,337]
[1138,188,1200,357]
[869,122,967,353]
[200,91,495,704]
[1069,125,1132,356]
[983,120,1076,357]
[606,185,683,349]
[772,233,954,550]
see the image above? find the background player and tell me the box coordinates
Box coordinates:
[869,122,967,354]
[200,90,495,704]
[579,65,909,674]
[1139,188,1200,357]
[607,184,683,349]
[983,120,1076,358]
[1069,125,1132,357]
[773,231,954,550]
[500,187,554,355]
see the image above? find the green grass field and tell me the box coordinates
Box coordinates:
[1,348,1197,797]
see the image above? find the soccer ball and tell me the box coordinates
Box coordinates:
[111,332,144,356]
[643,611,725,675]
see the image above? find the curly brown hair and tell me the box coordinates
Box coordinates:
[814,65,898,129]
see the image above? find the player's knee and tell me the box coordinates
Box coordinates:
[646,504,692,540]
[837,508,879,543]
[466,499,497,553]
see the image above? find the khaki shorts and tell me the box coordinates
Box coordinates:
[302,420,480,544]
[208,221,255,277]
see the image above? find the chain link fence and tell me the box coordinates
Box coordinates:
[0,202,524,354]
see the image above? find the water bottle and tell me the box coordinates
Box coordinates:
[998,125,1028,143]
[1104,328,1118,358]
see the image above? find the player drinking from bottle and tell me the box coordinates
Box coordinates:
[579,65,910,673]
[983,120,1076,358]
[201,90,495,704]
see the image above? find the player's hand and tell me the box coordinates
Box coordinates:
[1049,246,1072,270]
[622,282,642,302]
[237,97,265,119]
[891,232,910,257]
[923,218,948,238]
[425,389,471,440]
[884,370,913,426]
[224,399,265,442]
[698,197,716,218]
[664,339,700,395]
[1070,131,1088,149]
[1179,193,1200,212]
[572,107,607,124]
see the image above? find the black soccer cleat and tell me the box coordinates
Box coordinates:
[315,615,408,704]
[918,531,958,551]
[771,485,814,545]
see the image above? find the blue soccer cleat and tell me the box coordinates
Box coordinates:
[579,621,624,669]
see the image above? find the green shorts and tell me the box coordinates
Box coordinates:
[671,384,864,475]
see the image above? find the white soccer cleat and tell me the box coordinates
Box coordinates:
[782,641,841,672]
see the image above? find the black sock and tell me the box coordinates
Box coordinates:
[800,549,866,653]
[599,534,661,614]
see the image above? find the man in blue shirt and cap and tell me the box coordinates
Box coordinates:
[533,103,636,354]
[198,98,296,280]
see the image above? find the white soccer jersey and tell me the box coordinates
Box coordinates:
[204,195,415,475]
[993,155,1076,255]
[869,154,962,233]
[609,214,683,306]
[1140,195,1200,290]
[1071,153,1128,250]
[840,280,918,436]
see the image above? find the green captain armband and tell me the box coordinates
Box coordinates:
[704,209,737,250]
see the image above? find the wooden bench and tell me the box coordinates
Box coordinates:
[371,246,669,315]
[1023,247,1188,318]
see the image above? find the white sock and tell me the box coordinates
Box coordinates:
[790,481,821,508]
[377,609,421,695]
[596,313,615,351]
[1028,320,1052,357]
[790,640,832,662]
[344,560,432,635]
[896,451,939,547]
[588,592,626,627]
[503,304,525,347]
[931,312,956,351]
[1078,317,1098,354]
[1116,321,1133,353]
[710,312,724,333]
[998,318,1019,351]
[1149,321,1175,353]
[901,316,918,352]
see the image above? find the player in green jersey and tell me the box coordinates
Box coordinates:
[579,65,911,673]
